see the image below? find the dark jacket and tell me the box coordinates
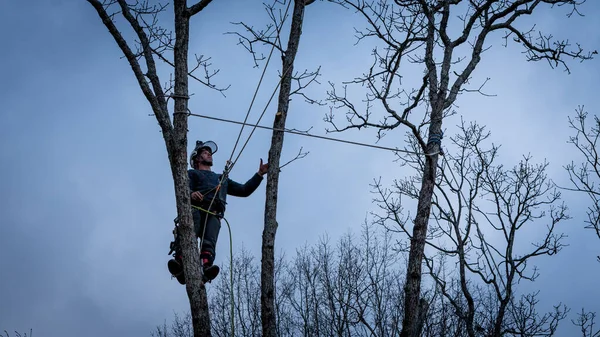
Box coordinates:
[188,169,263,213]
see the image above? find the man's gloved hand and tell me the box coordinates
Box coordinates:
[258,158,269,176]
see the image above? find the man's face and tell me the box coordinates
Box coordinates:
[199,148,213,166]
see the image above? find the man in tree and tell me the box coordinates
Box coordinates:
[168,140,269,284]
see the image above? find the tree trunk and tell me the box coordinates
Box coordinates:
[261,1,308,336]
[172,1,212,336]
[492,269,514,337]
[88,0,224,335]
[400,109,443,337]
[458,236,477,337]
[400,8,447,334]
[492,298,510,337]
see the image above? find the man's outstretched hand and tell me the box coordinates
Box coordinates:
[258,158,269,176]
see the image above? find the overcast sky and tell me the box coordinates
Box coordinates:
[1,0,600,336]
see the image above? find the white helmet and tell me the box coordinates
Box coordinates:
[190,140,218,168]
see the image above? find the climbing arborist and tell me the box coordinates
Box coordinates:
[168,140,269,284]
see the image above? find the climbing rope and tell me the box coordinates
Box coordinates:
[227,0,293,171]
[193,0,294,294]
[186,3,294,336]
[175,0,447,334]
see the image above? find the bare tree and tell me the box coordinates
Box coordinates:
[373,120,570,336]
[151,312,193,337]
[227,0,319,335]
[157,220,412,337]
[324,1,595,335]
[506,292,568,337]
[233,251,262,336]
[355,220,405,336]
[206,247,262,336]
[273,252,297,336]
[278,222,408,336]
[285,242,324,336]
[207,270,232,337]
[87,1,227,335]
[205,247,304,337]
[564,106,600,260]
[420,276,472,337]
[316,233,364,336]
[572,309,600,337]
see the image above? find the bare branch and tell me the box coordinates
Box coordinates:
[227,20,285,67]
[289,67,326,105]
[188,0,212,17]
[572,308,600,337]
[562,105,600,260]
[226,0,290,67]
[87,0,167,122]
[116,0,169,110]
[150,46,230,94]
[279,147,309,170]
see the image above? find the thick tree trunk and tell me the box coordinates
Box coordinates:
[400,109,443,337]
[172,1,212,336]
[261,1,308,336]
[88,0,215,335]
[400,8,447,334]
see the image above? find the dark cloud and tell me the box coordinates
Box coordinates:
[1,1,600,336]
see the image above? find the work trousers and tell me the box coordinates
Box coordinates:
[192,207,221,263]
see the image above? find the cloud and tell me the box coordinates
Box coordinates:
[1,1,599,336]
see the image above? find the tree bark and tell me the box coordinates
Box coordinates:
[400,123,442,337]
[400,8,445,333]
[172,1,212,336]
[261,1,309,336]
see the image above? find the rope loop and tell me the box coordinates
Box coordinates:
[427,132,444,146]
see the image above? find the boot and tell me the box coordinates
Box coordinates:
[168,255,186,285]
[201,251,220,283]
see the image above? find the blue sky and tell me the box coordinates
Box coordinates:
[1,1,599,336]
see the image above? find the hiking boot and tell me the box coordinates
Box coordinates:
[168,258,186,285]
[200,250,219,283]
[202,264,220,283]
